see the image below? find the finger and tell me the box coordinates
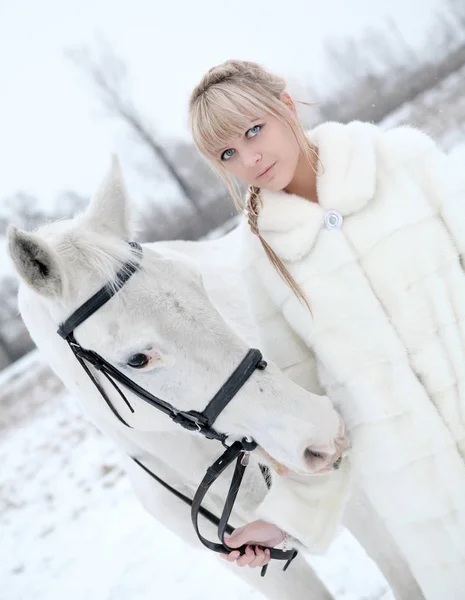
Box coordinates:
[264,548,271,564]
[236,546,256,567]
[248,546,266,568]
[224,530,247,549]
[221,550,240,563]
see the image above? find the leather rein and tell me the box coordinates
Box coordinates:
[56,242,298,577]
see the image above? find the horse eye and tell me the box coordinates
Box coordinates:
[127,353,149,369]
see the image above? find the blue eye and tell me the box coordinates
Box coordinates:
[246,124,262,138]
[221,148,235,161]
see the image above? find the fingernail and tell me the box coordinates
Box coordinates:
[257,546,262,551]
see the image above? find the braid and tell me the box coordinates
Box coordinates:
[245,187,312,312]
[246,185,262,236]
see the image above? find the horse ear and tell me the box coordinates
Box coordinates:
[7,226,63,297]
[85,154,133,238]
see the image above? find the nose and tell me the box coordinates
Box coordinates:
[243,151,262,169]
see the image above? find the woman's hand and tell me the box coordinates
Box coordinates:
[220,519,285,568]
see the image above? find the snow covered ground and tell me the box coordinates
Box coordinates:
[1,352,392,600]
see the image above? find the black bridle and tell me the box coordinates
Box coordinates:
[57,241,298,576]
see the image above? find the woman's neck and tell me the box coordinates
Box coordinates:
[283,148,319,203]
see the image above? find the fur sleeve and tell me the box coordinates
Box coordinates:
[255,459,351,553]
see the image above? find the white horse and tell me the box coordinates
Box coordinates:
[7,159,422,599]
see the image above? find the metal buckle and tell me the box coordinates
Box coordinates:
[241,436,257,452]
[171,411,202,432]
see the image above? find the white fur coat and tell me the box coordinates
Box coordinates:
[239,121,465,599]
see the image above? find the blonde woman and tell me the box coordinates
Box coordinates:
[189,60,465,600]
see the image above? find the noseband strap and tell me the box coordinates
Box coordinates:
[57,241,298,575]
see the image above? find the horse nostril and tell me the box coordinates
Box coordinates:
[304,448,327,461]
[303,447,332,473]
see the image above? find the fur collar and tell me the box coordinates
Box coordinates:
[255,121,382,261]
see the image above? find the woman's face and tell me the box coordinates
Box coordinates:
[216,112,301,192]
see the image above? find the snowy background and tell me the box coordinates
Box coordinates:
[2,0,465,598]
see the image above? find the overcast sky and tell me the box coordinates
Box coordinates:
[0,0,441,204]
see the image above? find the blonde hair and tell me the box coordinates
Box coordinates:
[188,59,314,310]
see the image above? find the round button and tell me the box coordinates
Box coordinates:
[323,210,343,230]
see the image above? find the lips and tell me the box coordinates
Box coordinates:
[257,162,276,179]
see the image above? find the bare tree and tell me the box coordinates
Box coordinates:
[54,191,89,219]
[1,191,88,235]
[0,276,33,366]
[2,193,49,232]
[66,41,210,221]
[304,13,465,126]
[446,0,465,29]
[0,191,89,367]
[168,142,232,205]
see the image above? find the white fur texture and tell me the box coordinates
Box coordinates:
[242,121,465,599]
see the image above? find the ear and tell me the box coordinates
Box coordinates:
[280,92,297,116]
[7,226,64,297]
[85,154,133,239]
